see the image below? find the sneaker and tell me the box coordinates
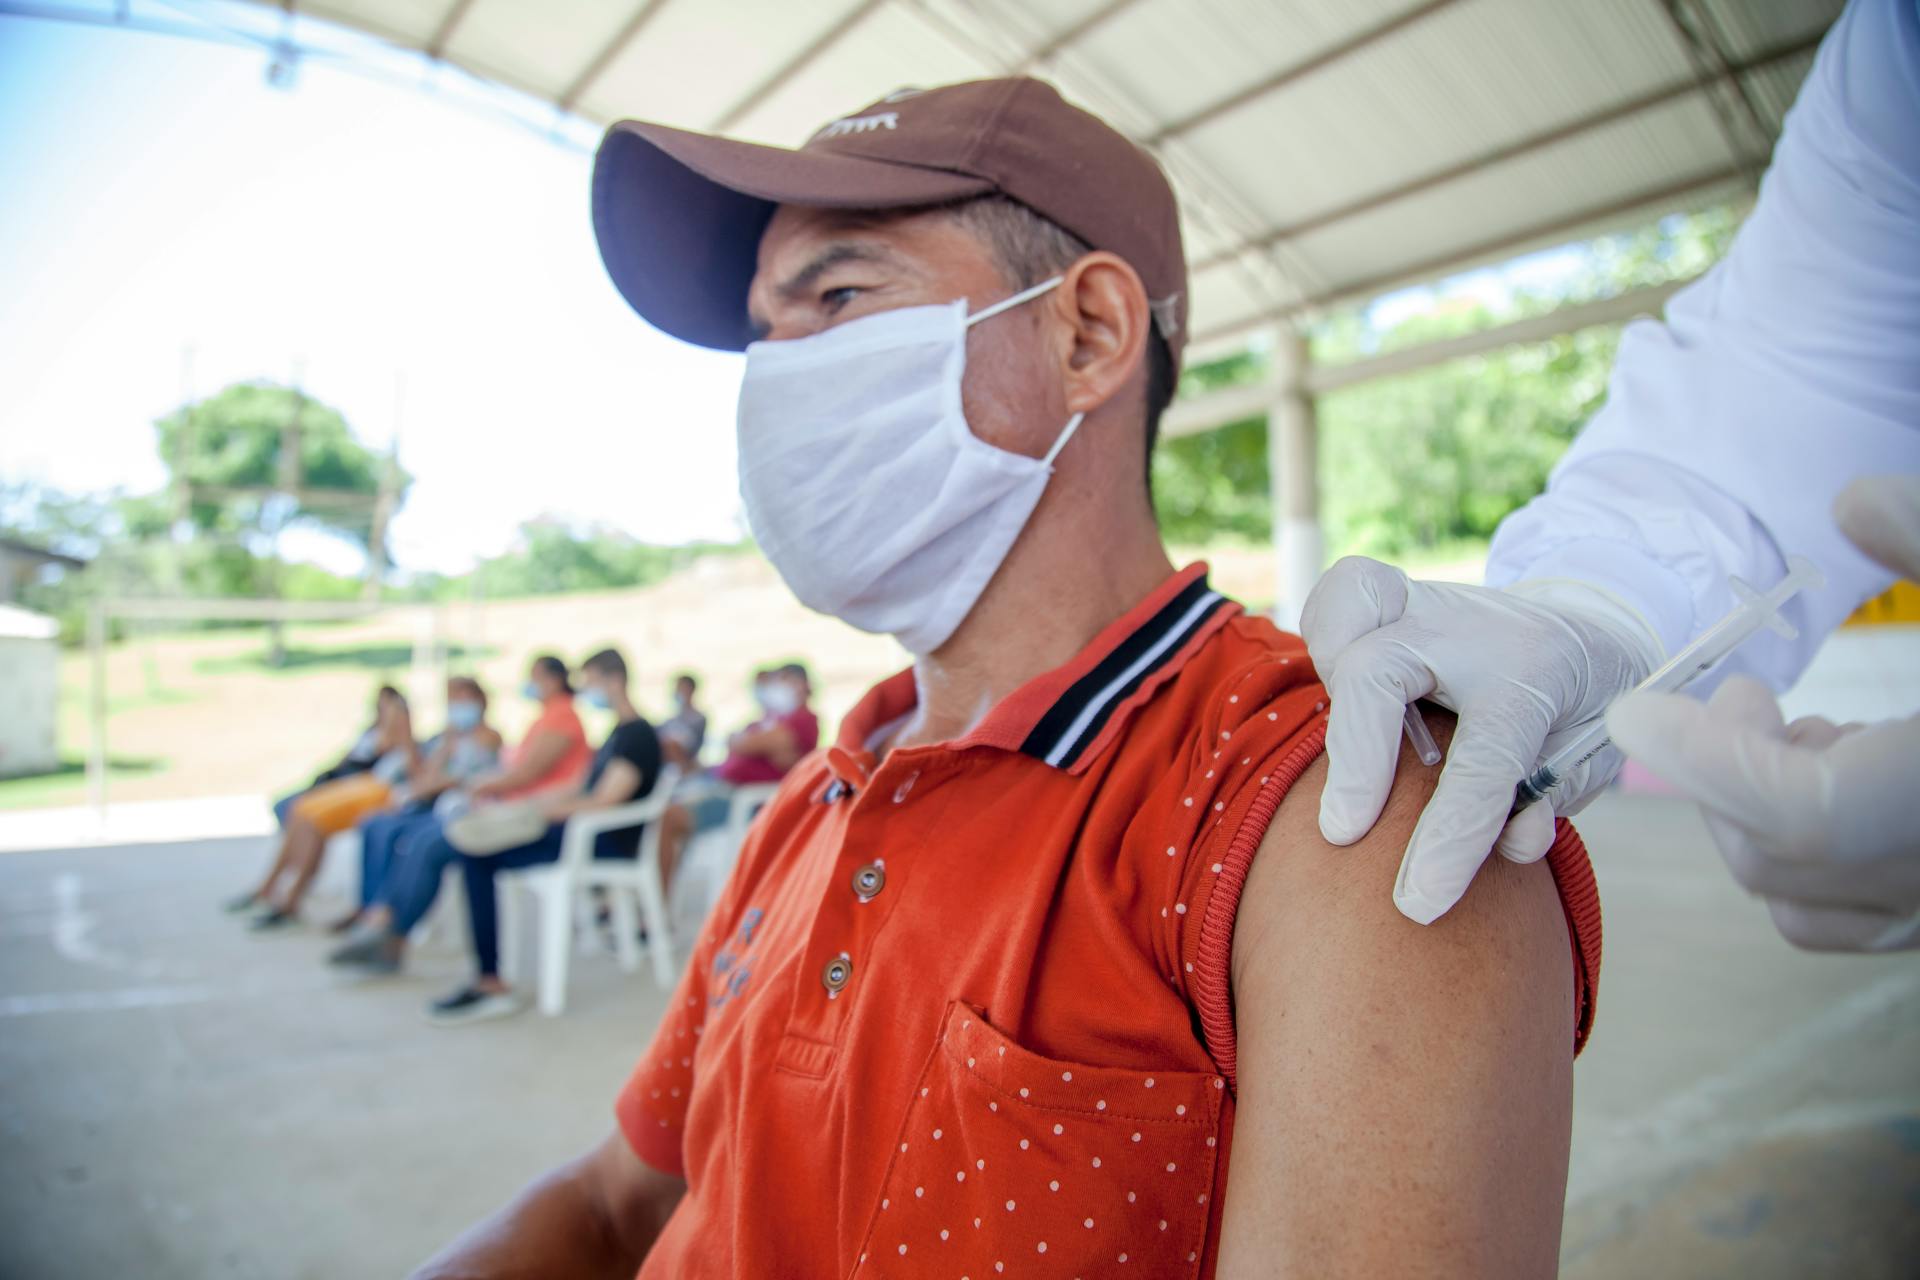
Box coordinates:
[426,985,524,1026]
[327,933,402,974]
[248,907,297,931]
[223,891,261,914]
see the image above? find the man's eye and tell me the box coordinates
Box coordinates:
[821,286,861,311]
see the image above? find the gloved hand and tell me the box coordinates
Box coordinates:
[1608,678,1920,951]
[1301,558,1662,924]
[1606,474,1920,952]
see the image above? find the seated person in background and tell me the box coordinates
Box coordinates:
[657,661,817,888]
[469,654,595,806]
[656,673,707,771]
[328,675,504,935]
[331,647,664,1026]
[318,654,590,949]
[232,688,417,928]
[269,685,400,829]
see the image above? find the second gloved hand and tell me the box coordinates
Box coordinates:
[1301,557,1662,924]
[1608,678,1920,951]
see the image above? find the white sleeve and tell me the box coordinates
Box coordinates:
[1486,0,1920,692]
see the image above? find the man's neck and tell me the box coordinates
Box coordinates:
[612,694,639,723]
[893,513,1174,751]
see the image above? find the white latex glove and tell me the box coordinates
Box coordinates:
[1607,474,1920,952]
[1301,558,1662,924]
[1609,678,1920,951]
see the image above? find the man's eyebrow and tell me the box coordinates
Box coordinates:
[746,241,900,338]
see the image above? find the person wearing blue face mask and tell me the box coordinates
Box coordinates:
[329,676,504,935]
[331,649,665,1027]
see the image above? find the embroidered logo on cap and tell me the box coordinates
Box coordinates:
[814,111,899,140]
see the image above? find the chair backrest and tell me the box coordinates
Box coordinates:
[555,765,682,870]
[725,781,782,847]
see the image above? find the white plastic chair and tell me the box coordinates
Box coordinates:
[498,767,680,1016]
[724,782,781,848]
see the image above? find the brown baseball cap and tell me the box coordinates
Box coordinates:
[591,77,1188,369]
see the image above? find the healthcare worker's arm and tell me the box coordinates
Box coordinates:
[1607,476,1920,952]
[409,1130,685,1279]
[1305,0,1920,924]
[1217,713,1572,1277]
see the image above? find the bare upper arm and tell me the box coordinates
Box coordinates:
[1216,712,1573,1279]
[582,1129,687,1259]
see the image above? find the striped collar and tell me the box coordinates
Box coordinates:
[836,563,1241,775]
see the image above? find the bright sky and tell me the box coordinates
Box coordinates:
[0,6,1601,581]
[0,8,748,575]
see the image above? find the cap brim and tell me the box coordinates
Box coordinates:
[592,121,993,352]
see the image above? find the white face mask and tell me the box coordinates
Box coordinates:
[761,681,801,716]
[736,277,1085,655]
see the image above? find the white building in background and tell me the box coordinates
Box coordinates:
[0,605,61,778]
[0,538,85,779]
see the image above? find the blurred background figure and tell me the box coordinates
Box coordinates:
[468,654,592,805]
[656,672,706,771]
[329,673,502,935]
[329,648,663,1025]
[269,685,402,829]
[657,661,815,889]
[229,682,416,927]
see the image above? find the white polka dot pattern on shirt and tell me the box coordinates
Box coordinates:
[851,1002,1222,1276]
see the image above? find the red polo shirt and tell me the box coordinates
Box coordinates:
[616,563,1601,1278]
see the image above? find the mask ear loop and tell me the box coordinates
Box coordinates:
[965,275,1065,327]
[1041,412,1086,468]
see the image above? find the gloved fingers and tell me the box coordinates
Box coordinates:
[1833,474,1920,584]
[1704,672,1791,735]
[1494,797,1556,864]
[1318,630,1438,846]
[1607,681,1826,851]
[1393,709,1550,924]
[1784,714,1848,751]
[1299,557,1411,676]
[1764,896,1920,954]
[1705,810,1871,907]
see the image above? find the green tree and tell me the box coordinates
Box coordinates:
[452,517,746,600]
[1150,205,1741,558]
[154,381,406,562]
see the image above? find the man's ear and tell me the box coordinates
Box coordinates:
[1054,251,1151,419]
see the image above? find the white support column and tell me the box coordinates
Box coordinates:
[87,602,107,816]
[1268,327,1322,627]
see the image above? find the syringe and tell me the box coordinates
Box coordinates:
[1510,555,1825,813]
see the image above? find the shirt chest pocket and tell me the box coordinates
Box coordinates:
[850,1000,1224,1279]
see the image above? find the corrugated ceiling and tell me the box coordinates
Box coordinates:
[237,0,1841,358]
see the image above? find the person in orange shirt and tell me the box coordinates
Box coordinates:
[324,654,590,972]
[416,81,1600,1279]
[471,653,596,805]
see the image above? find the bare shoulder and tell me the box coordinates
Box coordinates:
[1230,711,1571,997]
[1217,710,1573,1280]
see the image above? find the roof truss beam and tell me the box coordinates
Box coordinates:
[1146,0,1463,146]
[1162,274,1694,439]
[708,0,891,134]
[556,0,676,113]
[1189,30,1819,277]
[1192,162,1745,346]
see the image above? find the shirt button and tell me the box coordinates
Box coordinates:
[851,861,886,901]
[821,954,854,994]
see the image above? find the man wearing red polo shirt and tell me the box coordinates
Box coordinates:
[417,79,1601,1280]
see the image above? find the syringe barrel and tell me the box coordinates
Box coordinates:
[1512,766,1559,814]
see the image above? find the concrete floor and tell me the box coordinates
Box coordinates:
[1,795,1916,1278]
